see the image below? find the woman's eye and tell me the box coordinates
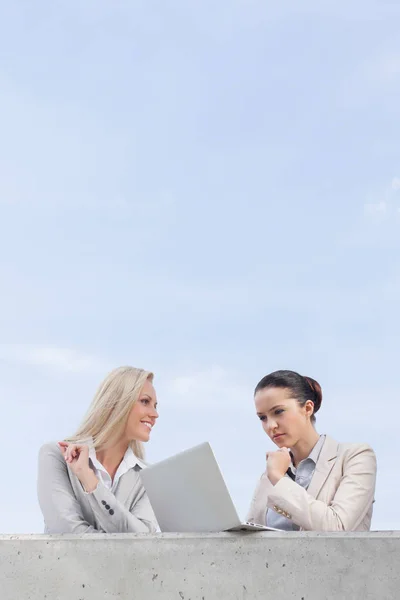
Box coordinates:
[141,398,150,405]
[275,409,284,415]
[259,415,266,421]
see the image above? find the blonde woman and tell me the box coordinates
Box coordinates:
[37,366,159,534]
[247,370,377,531]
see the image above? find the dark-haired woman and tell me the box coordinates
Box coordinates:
[247,370,377,531]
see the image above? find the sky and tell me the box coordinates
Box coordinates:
[0,0,399,533]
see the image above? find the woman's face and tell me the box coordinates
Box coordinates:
[125,379,159,443]
[254,386,313,448]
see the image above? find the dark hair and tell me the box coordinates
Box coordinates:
[254,370,322,422]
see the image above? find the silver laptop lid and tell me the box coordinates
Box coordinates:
[140,442,241,532]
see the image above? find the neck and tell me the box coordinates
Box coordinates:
[96,438,129,472]
[290,428,320,466]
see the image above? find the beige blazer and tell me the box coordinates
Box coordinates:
[247,436,377,531]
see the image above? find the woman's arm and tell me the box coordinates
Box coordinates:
[37,443,103,534]
[246,474,269,524]
[83,480,157,533]
[57,442,157,533]
[267,444,377,531]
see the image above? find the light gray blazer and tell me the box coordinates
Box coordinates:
[37,442,158,534]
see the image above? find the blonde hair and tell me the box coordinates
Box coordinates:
[66,366,153,459]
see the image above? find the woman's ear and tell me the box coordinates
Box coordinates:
[304,399,315,419]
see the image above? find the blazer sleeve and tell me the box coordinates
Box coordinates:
[267,444,377,531]
[246,474,269,525]
[84,479,157,534]
[37,443,102,534]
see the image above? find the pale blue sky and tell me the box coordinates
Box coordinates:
[0,1,399,532]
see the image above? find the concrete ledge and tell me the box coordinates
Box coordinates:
[1,532,399,599]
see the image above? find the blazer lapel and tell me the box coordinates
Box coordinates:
[307,435,339,499]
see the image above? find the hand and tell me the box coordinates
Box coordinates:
[58,442,98,492]
[266,447,291,485]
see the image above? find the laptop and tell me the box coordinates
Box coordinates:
[140,442,280,532]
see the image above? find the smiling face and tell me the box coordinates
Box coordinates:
[254,386,315,449]
[125,379,158,443]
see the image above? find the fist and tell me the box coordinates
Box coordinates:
[58,442,90,476]
[266,447,291,485]
[58,442,98,493]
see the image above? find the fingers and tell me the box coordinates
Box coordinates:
[267,450,279,459]
[58,442,68,456]
[267,449,286,457]
[266,447,291,462]
[64,445,75,463]
[59,443,79,463]
[59,443,90,466]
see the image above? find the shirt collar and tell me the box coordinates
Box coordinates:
[289,434,326,472]
[308,434,326,464]
[87,438,147,470]
[122,445,147,470]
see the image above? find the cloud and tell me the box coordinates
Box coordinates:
[363,201,387,217]
[392,177,400,191]
[0,344,107,374]
[165,365,250,409]
[362,177,400,221]
[362,53,400,87]
[338,52,400,112]
[379,55,400,83]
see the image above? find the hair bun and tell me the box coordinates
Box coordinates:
[304,376,322,413]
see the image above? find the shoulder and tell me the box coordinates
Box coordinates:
[337,441,375,455]
[322,436,376,466]
[37,442,71,490]
[336,440,377,469]
[324,436,375,456]
[38,441,64,462]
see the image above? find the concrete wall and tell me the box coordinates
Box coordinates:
[1,532,399,600]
